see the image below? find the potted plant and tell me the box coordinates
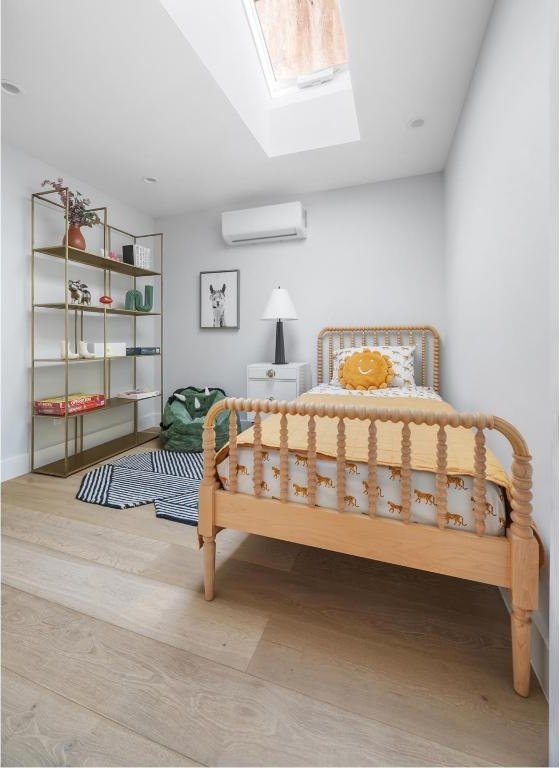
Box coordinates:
[41,177,101,250]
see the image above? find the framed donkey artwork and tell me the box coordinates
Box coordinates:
[199,269,240,329]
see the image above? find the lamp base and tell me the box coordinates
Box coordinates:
[274,320,286,365]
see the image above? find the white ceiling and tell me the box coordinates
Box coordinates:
[1,0,493,217]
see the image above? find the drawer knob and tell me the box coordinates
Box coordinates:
[266,368,276,378]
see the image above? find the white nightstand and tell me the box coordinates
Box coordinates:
[246,362,311,419]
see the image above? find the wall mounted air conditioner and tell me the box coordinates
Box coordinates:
[221,201,307,246]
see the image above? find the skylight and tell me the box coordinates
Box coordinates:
[244,0,348,96]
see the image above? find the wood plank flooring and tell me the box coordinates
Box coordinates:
[1,440,549,766]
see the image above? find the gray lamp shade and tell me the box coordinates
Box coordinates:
[261,287,298,320]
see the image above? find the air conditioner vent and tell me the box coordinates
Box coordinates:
[221,202,307,246]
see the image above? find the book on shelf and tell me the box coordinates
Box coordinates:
[126,346,161,356]
[34,393,105,416]
[117,389,160,400]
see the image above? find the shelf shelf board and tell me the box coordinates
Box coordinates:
[33,303,160,317]
[34,354,161,364]
[34,245,160,278]
[34,357,104,365]
[32,429,159,477]
[33,394,161,419]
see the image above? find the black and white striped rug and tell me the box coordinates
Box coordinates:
[76,450,203,525]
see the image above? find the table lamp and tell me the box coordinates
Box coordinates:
[261,287,298,365]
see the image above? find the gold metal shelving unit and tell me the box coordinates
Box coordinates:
[31,188,163,477]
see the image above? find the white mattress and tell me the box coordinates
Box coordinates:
[217,386,507,536]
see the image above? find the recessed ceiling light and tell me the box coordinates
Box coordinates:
[1,80,23,96]
[142,176,159,184]
[408,117,425,129]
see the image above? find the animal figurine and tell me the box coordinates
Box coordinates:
[209,284,226,327]
[68,279,82,304]
[78,282,91,305]
[67,279,91,305]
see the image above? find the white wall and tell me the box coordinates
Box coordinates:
[1,144,158,480]
[444,0,551,690]
[548,0,558,758]
[158,173,445,398]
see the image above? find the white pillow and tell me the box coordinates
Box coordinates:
[331,345,416,388]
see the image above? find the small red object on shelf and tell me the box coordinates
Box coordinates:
[99,295,113,305]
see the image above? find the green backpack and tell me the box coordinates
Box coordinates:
[160,386,235,452]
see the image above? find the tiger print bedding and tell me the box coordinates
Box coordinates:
[217,451,506,536]
[216,386,507,536]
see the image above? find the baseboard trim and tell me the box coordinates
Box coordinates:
[499,587,549,700]
[1,411,160,482]
[1,452,30,482]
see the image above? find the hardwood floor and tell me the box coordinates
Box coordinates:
[1,440,548,766]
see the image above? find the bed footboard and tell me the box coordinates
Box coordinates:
[198,397,540,697]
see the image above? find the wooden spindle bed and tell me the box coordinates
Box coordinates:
[198,325,541,697]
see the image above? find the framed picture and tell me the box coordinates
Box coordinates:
[199,269,240,329]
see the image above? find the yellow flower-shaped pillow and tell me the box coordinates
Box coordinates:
[338,350,394,390]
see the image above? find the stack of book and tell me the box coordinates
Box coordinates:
[117,389,160,400]
[34,393,105,416]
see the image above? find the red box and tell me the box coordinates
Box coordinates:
[34,393,105,416]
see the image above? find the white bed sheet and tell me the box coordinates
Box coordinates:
[308,383,443,400]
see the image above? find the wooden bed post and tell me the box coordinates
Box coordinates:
[199,403,221,601]
[202,535,216,602]
[508,448,539,696]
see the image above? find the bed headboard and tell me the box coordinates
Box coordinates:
[317,326,441,392]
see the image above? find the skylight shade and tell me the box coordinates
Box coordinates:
[254,0,347,83]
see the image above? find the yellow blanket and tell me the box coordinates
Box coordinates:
[228,393,509,489]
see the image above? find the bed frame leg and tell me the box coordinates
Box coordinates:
[507,450,539,697]
[203,535,216,601]
[509,532,539,697]
[511,606,532,697]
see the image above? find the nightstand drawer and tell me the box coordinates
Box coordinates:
[247,378,298,402]
[246,361,310,421]
[248,364,298,381]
